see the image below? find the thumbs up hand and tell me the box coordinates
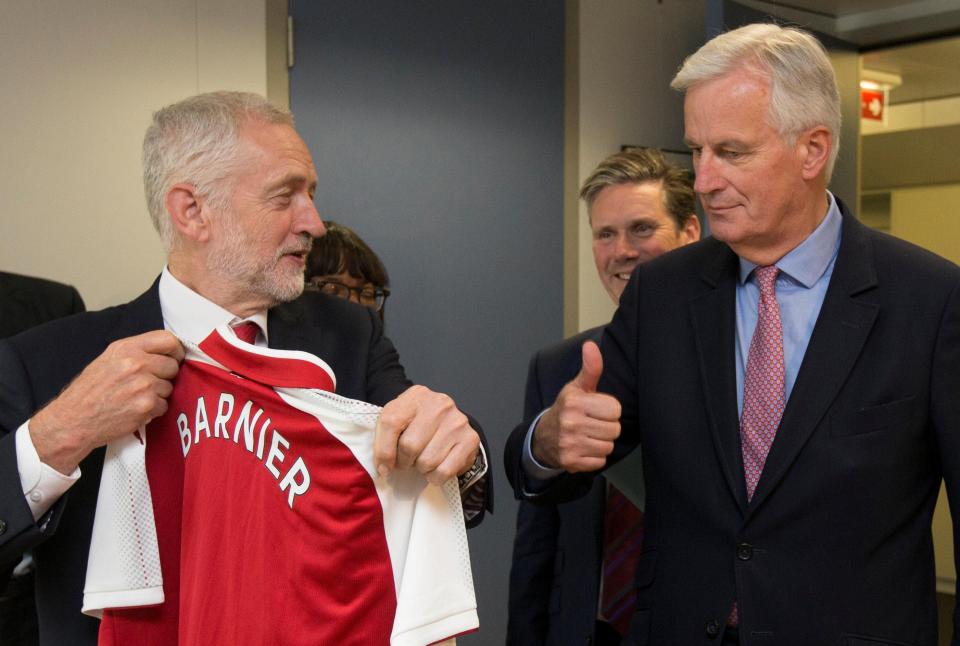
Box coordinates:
[573,338,604,392]
[531,341,622,473]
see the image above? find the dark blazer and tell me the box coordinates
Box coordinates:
[506,201,960,646]
[0,272,85,338]
[0,279,487,646]
[0,271,85,645]
[507,328,606,646]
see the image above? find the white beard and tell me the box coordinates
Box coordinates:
[206,226,311,306]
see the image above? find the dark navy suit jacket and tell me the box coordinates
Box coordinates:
[507,201,960,645]
[0,271,85,644]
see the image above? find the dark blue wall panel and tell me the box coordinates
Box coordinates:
[289,2,564,641]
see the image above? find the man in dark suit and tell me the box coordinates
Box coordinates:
[506,24,960,646]
[0,273,85,338]
[507,148,700,645]
[0,91,489,645]
[0,272,85,646]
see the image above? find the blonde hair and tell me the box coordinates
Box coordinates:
[580,148,696,230]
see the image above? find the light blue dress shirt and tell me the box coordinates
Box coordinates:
[735,192,842,414]
[524,192,844,481]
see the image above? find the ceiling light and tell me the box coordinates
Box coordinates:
[860,69,903,91]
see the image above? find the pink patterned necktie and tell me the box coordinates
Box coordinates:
[231,321,261,345]
[730,265,785,628]
[739,265,785,501]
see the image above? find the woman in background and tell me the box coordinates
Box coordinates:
[304,221,390,320]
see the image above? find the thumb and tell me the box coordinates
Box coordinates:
[573,340,603,392]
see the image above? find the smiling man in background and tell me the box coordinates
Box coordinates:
[507,148,699,645]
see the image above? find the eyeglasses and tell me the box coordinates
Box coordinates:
[304,278,390,312]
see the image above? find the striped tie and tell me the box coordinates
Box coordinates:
[600,483,645,635]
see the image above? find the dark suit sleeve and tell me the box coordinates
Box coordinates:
[929,282,960,641]
[0,340,65,569]
[507,349,561,644]
[361,308,413,407]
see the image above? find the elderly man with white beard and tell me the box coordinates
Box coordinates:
[0,91,490,646]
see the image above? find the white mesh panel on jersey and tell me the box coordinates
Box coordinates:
[275,388,479,646]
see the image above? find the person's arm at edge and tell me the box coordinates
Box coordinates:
[0,339,70,568]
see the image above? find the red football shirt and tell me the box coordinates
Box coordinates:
[96,327,477,646]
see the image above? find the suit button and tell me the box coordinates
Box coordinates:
[705,619,721,637]
[737,542,753,560]
[0,519,6,535]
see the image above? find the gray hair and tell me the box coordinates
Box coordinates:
[671,23,841,181]
[142,91,294,250]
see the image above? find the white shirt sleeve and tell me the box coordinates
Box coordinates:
[16,421,81,520]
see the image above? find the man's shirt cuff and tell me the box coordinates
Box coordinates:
[519,409,563,495]
[16,421,81,520]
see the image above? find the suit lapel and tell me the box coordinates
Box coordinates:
[689,241,746,511]
[748,208,879,512]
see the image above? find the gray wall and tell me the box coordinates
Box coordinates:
[289,2,565,642]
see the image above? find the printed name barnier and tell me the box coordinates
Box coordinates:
[176,392,311,509]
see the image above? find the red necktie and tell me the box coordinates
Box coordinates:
[730,265,785,627]
[600,483,645,635]
[231,321,261,345]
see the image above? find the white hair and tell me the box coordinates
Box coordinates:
[142,91,294,250]
[671,23,841,181]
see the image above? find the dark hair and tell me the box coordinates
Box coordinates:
[579,148,696,231]
[306,221,389,288]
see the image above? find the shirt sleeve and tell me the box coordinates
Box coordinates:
[522,409,564,480]
[16,421,80,520]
